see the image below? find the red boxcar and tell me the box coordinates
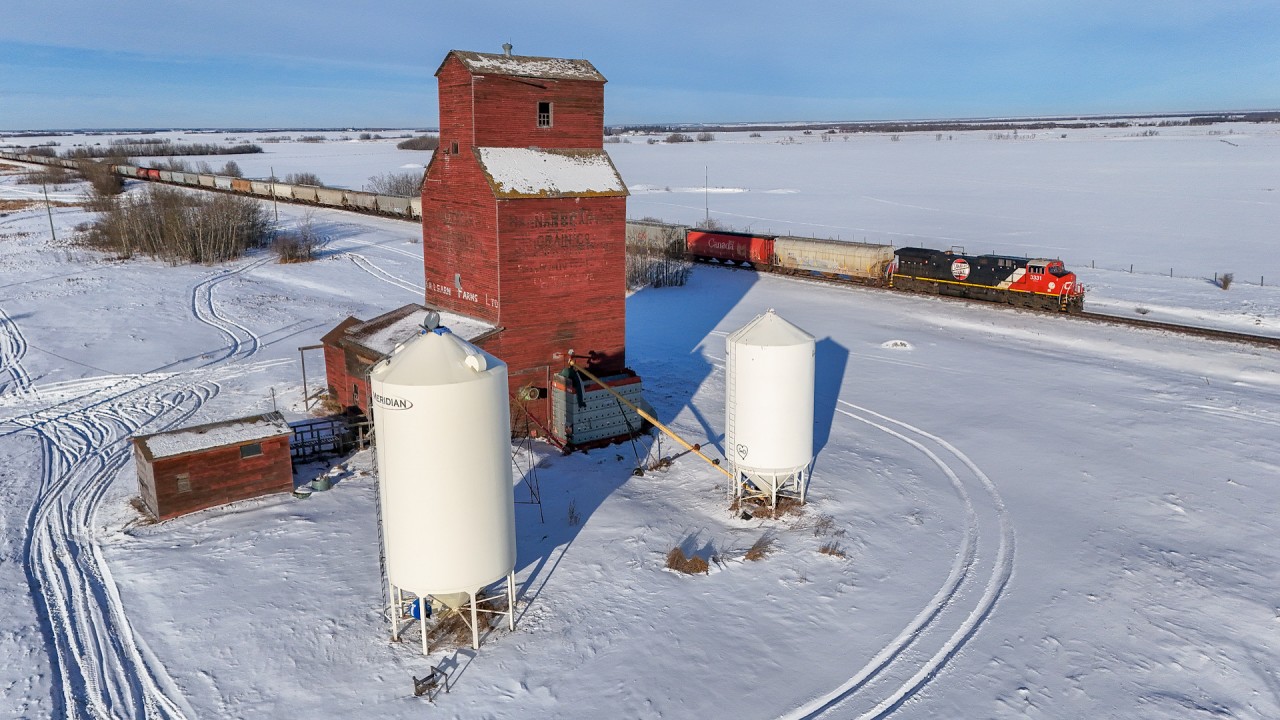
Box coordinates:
[687,229,775,266]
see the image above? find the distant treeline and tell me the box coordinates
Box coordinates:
[59,138,263,159]
[612,111,1280,137]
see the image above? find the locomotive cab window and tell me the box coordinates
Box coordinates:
[537,101,552,128]
[1048,263,1070,277]
[1029,264,1045,275]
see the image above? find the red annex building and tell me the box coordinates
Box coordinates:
[324,47,644,448]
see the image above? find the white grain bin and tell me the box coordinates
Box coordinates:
[725,310,816,507]
[369,327,516,650]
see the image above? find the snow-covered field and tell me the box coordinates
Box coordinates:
[1,121,1278,718]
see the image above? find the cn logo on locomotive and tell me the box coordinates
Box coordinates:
[951,258,971,280]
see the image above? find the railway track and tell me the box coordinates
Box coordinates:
[1072,311,1280,350]
[706,262,1280,351]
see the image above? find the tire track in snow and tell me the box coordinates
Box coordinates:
[347,252,425,294]
[8,297,282,720]
[0,305,33,396]
[784,402,1014,719]
[19,377,217,719]
[188,259,268,365]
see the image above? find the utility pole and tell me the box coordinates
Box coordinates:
[704,165,709,226]
[42,181,57,243]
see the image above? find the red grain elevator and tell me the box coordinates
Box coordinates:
[422,47,645,447]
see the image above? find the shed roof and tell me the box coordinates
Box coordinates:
[443,50,605,83]
[135,411,291,461]
[475,147,628,199]
[341,303,497,359]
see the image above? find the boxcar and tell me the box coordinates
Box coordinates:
[231,178,252,193]
[197,174,217,189]
[687,229,775,265]
[249,180,274,197]
[409,197,422,219]
[213,175,233,191]
[773,236,895,282]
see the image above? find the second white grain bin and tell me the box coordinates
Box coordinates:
[369,326,516,651]
[725,310,816,508]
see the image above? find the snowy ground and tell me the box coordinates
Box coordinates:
[1,122,1278,718]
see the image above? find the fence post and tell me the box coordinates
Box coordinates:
[1129,264,1133,274]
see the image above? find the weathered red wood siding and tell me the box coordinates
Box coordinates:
[135,435,293,521]
[472,75,604,149]
[423,51,625,429]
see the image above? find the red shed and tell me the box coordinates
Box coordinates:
[132,411,293,521]
[418,47,645,446]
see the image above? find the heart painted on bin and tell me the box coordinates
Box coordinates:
[736,444,748,459]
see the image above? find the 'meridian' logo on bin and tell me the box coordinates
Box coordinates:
[373,392,412,410]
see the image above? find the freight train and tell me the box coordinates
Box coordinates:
[0,151,423,220]
[4,151,1084,312]
[682,227,1085,312]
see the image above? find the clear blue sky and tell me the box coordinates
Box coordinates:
[2,1,1277,130]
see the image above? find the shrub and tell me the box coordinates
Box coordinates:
[358,132,372,140]
[665,133,693,143]
[397,135,440,151]
[78,161,124,199]
[1220,272,1233,290]
[625,221,690,290]
[818,542,846,558]
[566,499,580,526]
[78,185,271,264]
[273,211,320,263]
[219,160,244,178]
[744,534,774,561]
[665,547,709,574]
[298,135,327,143]
[20,167,75,186]
[749,132,762,138]
[284,172,324,187]
[365,170,422,196]
[696,132,714,142]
